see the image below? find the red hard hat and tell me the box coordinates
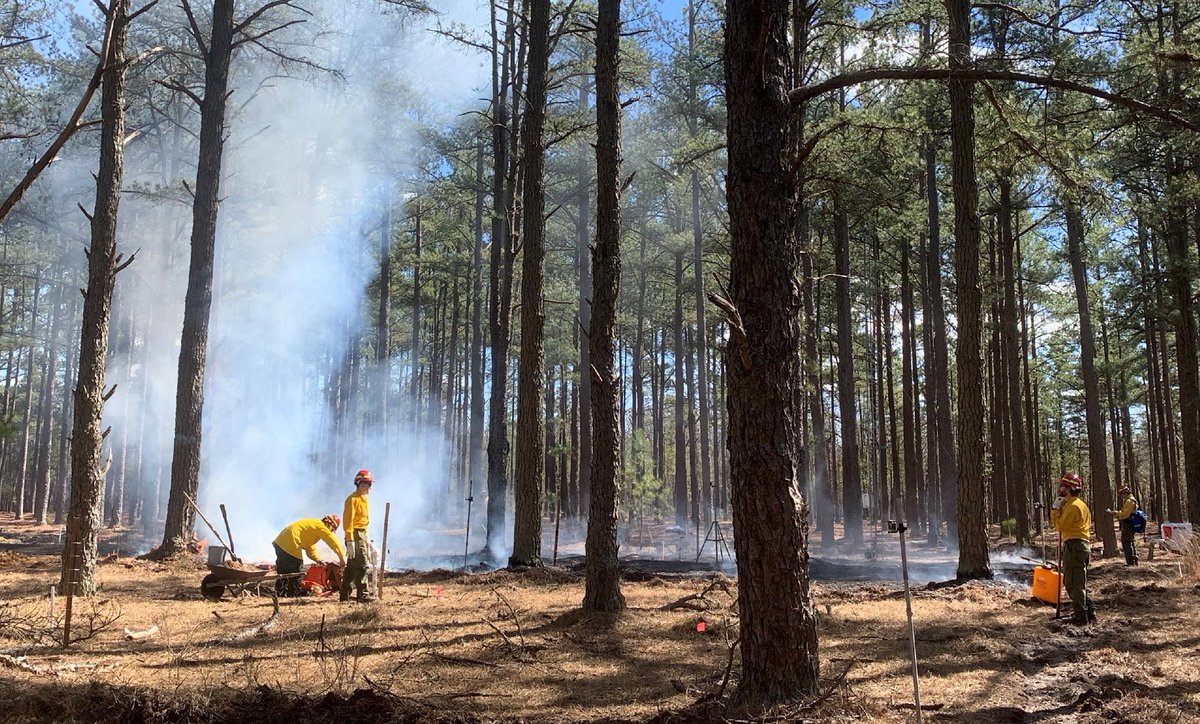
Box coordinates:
[322,514,341,531]
[354,469,374,484]
[1059,472,1083,491]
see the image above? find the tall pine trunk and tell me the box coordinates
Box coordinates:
[582,0,625,612]
[468,140,486,502]
[999,180,1029,543]
[156,0,235,557]
[673,252,688,527]
[947,0,991,579]
[63,0,129,594]
[509,0,550,568]
[485,0,517,558]
[833,208,862,542]
[575,80,593,522]
[1065,202,1116,555]
[1165,188,1200,524]
[723,0,819,702]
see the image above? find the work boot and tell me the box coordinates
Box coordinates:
[1070,616,1089,626]
[1087,610,1098,623]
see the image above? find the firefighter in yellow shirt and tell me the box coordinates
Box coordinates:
[1051,471,1096,625]
[1107,485,1139,566]
[272,515,345,597]
[340,469,374,603]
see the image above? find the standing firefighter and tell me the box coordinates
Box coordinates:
[1051,472,1096,625]
[1108,485,1139,566]
[272,515,345,597]
[340,469,374,603]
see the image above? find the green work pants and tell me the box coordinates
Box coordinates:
[1062,538,1094,622]
[340,529,368,600]
[1120,520,1138,566]
[273,544,304,597]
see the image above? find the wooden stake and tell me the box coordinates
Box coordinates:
[219,503,237,559]
[377,502,390,599]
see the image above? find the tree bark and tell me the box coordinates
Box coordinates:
[62,0,129,594]
[833,207,863,543]
[32,280,63,525]
[469,140,486,500]
[923,117,957,543]
[802,221,834,546]
[156,0,235,557]
[1165,187,1200,524]
[575,80,593,523]
[673,251,689,528]
[1065,203,1116,554]
[999,180,1030,544]
[485,0,517,558]
[14,285,40,520]
[687,3,713,529]
[582,0,625,613]
[724,0,820,702]
[947,0,991,579]
[509,0,551,568]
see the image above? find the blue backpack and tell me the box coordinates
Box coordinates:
[1130,509,1147,534]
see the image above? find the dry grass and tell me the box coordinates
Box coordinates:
[0,517,1196,723]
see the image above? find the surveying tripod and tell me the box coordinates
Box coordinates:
[695,487,731,564]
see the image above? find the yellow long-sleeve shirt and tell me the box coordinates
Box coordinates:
[1052,496,1092,542]
[273,519,345,563]
[343,490,369,542]
[1116,496,1137,521]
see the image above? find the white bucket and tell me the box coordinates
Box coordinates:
[207,545,229,566]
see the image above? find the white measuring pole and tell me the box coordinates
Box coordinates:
[898,523,923,724]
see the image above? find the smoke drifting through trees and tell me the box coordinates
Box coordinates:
[5,0,487,561]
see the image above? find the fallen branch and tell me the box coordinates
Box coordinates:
[490,587,526,647]
[227,596,280,642]
[794,660,855,715]
[123,625,158,641]
[0,654,115,677]
[712,636,741,701]
[482,618,519,651]
[0,654,51,676]
[660,579,732,612]
[428,651,501,668]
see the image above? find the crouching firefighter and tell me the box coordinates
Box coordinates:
[272,515,346,597]
[341,469,375,603]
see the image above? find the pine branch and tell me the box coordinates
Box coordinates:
[789,67,1198,131]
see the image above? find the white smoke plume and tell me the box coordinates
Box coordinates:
[86,0,490,563]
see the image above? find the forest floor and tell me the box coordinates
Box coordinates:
[0,515,1196,723]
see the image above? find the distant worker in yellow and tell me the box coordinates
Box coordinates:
[340,469,374,603]
[1107,485,1139,566]
[272,515,345,597]
[1051,472,1096,625]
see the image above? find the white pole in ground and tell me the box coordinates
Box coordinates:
[898,522,923,724]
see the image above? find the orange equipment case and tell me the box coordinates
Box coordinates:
[1031,565,1062,604]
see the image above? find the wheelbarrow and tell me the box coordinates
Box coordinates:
[199,563,304,601]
